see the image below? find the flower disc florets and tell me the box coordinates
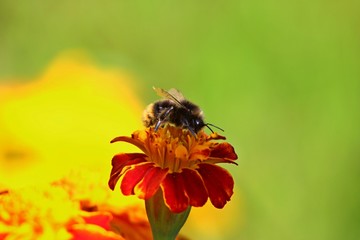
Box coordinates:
[109,125,237,213]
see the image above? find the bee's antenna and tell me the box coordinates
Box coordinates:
[205,123,224,133]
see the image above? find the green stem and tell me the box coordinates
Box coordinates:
[145,189,191,240]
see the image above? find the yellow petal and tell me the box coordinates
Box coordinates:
[0,51,144,188]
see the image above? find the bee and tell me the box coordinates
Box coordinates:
[142,87,223,136]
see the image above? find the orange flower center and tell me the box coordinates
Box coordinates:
[135,125,217,173]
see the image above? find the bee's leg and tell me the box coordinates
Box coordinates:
[187,127,197,137]
[154,120,162,131]
[154,106,174,132]
[182,119,197,137]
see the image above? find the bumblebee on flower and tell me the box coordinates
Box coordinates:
[108,87,238,240]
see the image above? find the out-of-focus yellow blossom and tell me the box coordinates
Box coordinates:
[0,52,143,189]
[52,168,143,212]
[0,169,146,240]
[0,185,125,240]
[0,187,73,239]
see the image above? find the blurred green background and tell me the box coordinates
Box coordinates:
[1,0,360,239]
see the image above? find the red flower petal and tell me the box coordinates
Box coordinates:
[210,142,238,160]
[189,148,211,161]
[0,233,9,239]
[181,168,208,207]
[121,163,154,196]
[161,173,189,213]
[81,212,113,231]
[108,153,147,190]
[197,163,234,209]
[69,224,124,240]
[135,167,169,199]
[111,136,147,153]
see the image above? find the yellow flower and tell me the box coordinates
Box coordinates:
[0,51,143,189]
[0,51,155,239]
[0,186,84,239]
[0,174,131,240]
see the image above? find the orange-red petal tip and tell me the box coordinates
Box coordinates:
[197,163,234,209]
[210,142,238,160]
[108,153,147,190]
[161,173,190,213]
[120,163,154,196]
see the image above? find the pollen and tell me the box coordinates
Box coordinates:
[143,125,214,172]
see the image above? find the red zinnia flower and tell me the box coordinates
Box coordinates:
[108,125,238,213]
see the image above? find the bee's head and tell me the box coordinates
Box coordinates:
[187,113,224,136]
[184,116,205,137]
[187,118,224,137]
[193,117,205,133]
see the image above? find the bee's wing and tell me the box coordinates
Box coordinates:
[153,87,185,107]
[167,88,185,101]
